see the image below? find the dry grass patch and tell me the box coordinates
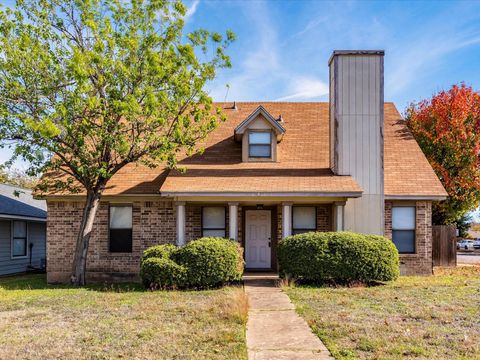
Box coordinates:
[285,267,480,359]
[0,274,247,359]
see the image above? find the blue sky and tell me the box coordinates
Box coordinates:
[185,0,480,110]
[2,0,480,169]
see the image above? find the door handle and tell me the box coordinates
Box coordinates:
[268,241,271,247]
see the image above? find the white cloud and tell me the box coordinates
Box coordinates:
[185,0,200,21]
[209,1,281,101]
[274,77,329,101]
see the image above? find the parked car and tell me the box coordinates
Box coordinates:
[457,239,475,250]
[474,239,480,250]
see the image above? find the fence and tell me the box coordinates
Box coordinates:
[432,225,457,267]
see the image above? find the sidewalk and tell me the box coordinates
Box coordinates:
[245,278,333,360]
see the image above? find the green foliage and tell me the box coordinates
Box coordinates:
[0,0,234,284]
[140,257,187,290]
[141,244,178,263]
[0,0,235,193]
[456,213,472,238]
[174,237,244,288]
[278,232,399,284]
[0,168,38,189]
[140,238,244,289]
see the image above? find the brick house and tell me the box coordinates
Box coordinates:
[45,50,447,283]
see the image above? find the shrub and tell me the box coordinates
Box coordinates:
[173,237,244,288]
[140,238,244,289]
[140,257,187,289]
[278,231,399,284]
[141,244,178,263]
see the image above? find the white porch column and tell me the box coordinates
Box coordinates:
[282,202,293,238]
[175,201,186,246]
[333,201,345,232]
[228,202,239,241]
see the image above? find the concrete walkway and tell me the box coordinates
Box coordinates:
[245,277,333,360]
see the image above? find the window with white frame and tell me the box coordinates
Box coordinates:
[12,221,27,258]
[392,206,416,254]
[202,207,226,237]
[248,131,272,158]
[109,205,133,252]
[292,206,316,234]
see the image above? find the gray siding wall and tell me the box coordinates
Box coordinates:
[330,53,384,235]
[0,219,46,276]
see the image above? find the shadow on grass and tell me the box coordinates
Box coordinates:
[1,273,245,293]
[0,273,145,292]
[283,277,388,289]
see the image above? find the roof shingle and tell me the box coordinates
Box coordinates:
[45,102,446,198]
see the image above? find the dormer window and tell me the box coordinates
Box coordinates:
[249,131,272,158]
[234,105,286,163]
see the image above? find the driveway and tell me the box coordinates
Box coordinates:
[457,252,480,266]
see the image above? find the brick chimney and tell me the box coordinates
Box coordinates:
[329,50,385,235]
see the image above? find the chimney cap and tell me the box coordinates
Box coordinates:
[328,50,384,65]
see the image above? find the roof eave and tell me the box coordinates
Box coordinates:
[384,194,447,201]
[160,191,363,198]
[0,213,47,222]
[234,105,286,137]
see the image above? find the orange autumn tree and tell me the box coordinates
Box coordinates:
[406,84,480,225]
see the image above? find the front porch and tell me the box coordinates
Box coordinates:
[174,200,347,271]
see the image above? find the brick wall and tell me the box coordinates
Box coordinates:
[47,201,333,283]
[47,200,175,283]
[385,201,433,275]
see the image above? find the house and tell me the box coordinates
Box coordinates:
[44,50,447,283]
[0,183,47,276]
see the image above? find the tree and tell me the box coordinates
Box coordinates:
[0,0,234,285]
[406,84,480,225]
[0,168,38,189]
[455,213,472,238]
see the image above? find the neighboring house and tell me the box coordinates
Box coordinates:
[44,50,447,283]
[0,183,47,276]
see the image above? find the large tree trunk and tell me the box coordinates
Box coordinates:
[71,189,103,286]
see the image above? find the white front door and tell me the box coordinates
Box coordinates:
[245,210,271,269]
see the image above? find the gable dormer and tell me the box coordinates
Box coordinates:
[234,106,286,162]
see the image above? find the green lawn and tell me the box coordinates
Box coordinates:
[0,274,247,359]
[286,267,480,359]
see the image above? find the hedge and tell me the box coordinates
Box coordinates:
[140,257,187,289]
[277,231,399,284]
[140,237,244,289]
[141,244,177,263]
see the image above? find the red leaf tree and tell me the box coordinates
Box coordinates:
[406,84,480,225]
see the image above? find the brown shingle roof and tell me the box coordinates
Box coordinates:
[383,104,447,198]
[53,102,446,198]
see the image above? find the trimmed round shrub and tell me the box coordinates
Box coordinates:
[140,257,187,289]
[140,238,244,289]
[278,232,399,284]
[141,244,178,263]
[173,237,244,288]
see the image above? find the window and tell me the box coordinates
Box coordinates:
[12,221,27,258]
[202,207,226,237]
[392,206,416,254]
[109,205,133,252]
[292,206,316,234]
[249,131,272,158]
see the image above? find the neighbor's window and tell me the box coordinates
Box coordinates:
[292,207,316,235]
[392,206,416,254]
[249,131,272,158]
[12,221,27,258]
[109,205,133,253]
[202,207,226,237]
